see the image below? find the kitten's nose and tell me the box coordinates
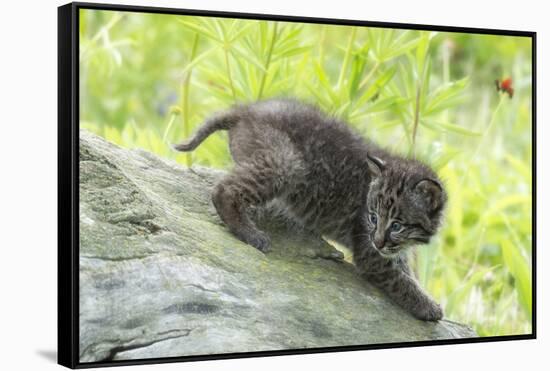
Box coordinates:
[374,238,384,250]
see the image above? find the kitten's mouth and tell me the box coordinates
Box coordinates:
[372,243,400,259]
[379,250,399,259]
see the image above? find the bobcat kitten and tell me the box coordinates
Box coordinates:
[174,98,447,321]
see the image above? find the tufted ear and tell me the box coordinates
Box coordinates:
[414,178,444,212]
[366,153,385,177]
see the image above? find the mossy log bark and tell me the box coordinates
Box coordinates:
[78,129,476,362]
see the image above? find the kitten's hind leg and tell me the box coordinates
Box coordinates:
[251,199,343,260]
[212,154,291,253]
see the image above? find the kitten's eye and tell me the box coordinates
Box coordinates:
[390,222,402,232]
[369,213,378,225]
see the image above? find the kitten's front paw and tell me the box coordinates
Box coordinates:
[412,301,443,321]
[247,231,271,253]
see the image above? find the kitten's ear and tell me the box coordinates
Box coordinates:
[366,153,385,177]
[414,178,444,211]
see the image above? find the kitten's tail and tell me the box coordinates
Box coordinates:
[172,111,239,152]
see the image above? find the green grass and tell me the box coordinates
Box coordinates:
[79,9,533,337]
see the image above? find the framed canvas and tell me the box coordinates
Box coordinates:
[58,2,536,368]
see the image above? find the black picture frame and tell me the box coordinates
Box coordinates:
[58,2,537,368]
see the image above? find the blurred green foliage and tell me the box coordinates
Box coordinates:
[79,9,533,337]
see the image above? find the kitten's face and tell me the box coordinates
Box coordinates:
[365,167,446,259]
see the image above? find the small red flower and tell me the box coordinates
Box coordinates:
[495,77,514,98]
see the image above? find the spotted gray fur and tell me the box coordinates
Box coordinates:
[174,98,447,321]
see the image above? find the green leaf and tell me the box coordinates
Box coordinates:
[356,96,408,116]
[381,36,422,61]
[500,239,532,319]
[397,60,415,101]
[334,101,352,118]
[273,45,311,61]
[199,17,225,39]
[416,33,430,79]
[177,19,222,43]
[303,80,332,109]
[432,149,461,171]
[424,78,469,115]
[179,47,216,76]
[348,53,367,99]
[313,62,338,103]
[225,19,239,36]
[355,65,397,106]
[420,58,432,113]
[367,29,382,62]
[374,119,402,130]
[230,46,267,72]
[277,25,303,45]
[228,22,255,42]
[211,19,227,40]
[505,154,532,182]
[259,21,268,50]
[446,266,499,316]
[421,120,481,136]
[381,29,394,51]
[232,55,255,99]
[482,195,532,222]
[375,65,398,88]
[391,30,411,46]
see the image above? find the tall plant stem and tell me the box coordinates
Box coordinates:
[472,95,505,162]
[81,13,124,59]
[442,39,451,145]
[358,61,381,89]
[460,94,504,192]
[318,26,327,64]
[477,95,505,153]
[88,14,124,44]
[442,40,451,118]
[257,22,279,100]
[336,27,357,88]
[459,95,505,186]
[224,46,237,101]
[181,33,200,167]
[162,112,178,145]
[411,84,422,156]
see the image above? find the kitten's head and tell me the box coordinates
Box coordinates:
[364,154,447,259]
